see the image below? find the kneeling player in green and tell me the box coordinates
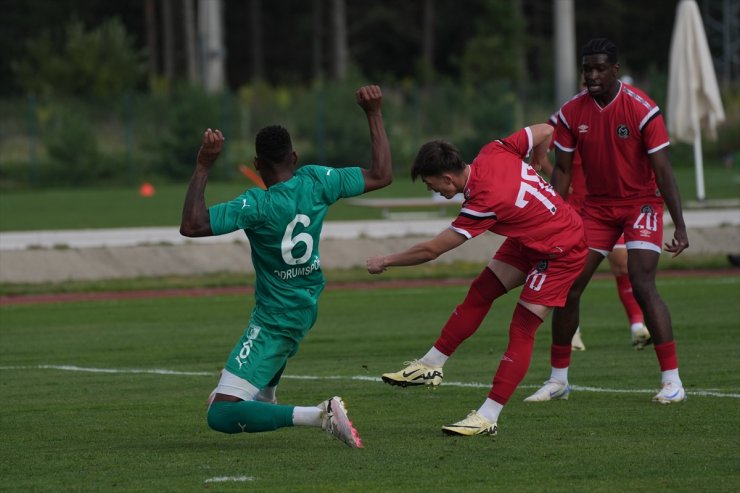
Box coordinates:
[180,85,392,448]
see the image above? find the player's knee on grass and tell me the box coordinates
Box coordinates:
[207,401,243,433]
[207,400,294,434]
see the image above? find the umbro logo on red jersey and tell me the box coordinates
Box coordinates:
[578,124,589,133]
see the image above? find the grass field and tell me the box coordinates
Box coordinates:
[1,160,738,231]
[1,274,739,492]
[0,176,439,231]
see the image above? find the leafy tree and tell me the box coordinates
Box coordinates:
[13,18,146,99]
[144,84,225,180]
[39,105,112,186]
[460,0,525,85]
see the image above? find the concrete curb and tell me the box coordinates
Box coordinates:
[1,205,738,284]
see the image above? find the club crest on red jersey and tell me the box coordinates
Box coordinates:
[536,259,549,272]
[617,124,630,139]
[640,204,654,214]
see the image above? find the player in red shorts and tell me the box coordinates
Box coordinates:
[367,123,587,436]
[525,38,689,405]
[540,112,649,351]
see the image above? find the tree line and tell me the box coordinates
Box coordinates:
[1,0,704,101]
[1,0,736,190]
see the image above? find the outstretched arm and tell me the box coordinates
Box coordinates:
[180,128,224,237]
[551,147,574,198]
[356,85,393,193]
[532,148,555,178]
[530,122,556,178]
[650,148,689,257]
[367,228,467,274]
[528,123,554,172]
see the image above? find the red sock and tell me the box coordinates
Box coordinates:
[434,268,507,355]
[550,344,572,369]
[489,304,543,405]
[654,341,678,371]
[615,274,644,325]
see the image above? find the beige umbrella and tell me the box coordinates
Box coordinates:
[667,0,726,201]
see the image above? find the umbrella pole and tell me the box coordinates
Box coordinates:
[693,119,706,202]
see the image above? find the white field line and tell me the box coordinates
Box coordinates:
[1,364,739,399]
[204,476,255,483]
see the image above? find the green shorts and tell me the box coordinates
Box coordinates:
[223,304,318,390]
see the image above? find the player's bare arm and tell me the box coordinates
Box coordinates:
[528,124,554,172]
[367,228,466,274]
[533,148,555,177]
[551,147,574,198]
[356,85,393,193]
[180,128,225,238]
[649,148,689,256]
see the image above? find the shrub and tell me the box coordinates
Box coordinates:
[13,18,145,99]
[39,106,104,185]
[141,85,227,180]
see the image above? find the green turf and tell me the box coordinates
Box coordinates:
[671,164,740,205]
[1,160,738,231]
[1,275,739,492]
[0,177,440,231]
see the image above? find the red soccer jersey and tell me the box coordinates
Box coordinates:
[451,127,584,257]
[554,82,670,204]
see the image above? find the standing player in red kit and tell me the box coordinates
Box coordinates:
[367,123,587,436]
[525,38,689,404]
[539,111,650,353]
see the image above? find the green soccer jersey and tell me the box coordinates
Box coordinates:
[209,165,365,312]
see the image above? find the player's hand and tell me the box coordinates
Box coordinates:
[197,128,224,169]
[356,85,382,114]
[366,256,387,274]
[664,227,689,257]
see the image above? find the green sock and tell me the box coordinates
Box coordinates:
[207,401,294,434]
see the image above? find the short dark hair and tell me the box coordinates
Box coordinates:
[255,125,293,164]
[581,38,618,64]
[411,140,466,181]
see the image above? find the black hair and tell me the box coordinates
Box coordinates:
[411,140,465,181]
[255,125,293,164]
[581,38,618,64]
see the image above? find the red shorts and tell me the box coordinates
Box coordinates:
[567,194,585,215]
[582,200,664,254]
[570,196,626,250]
[493,237,587,308]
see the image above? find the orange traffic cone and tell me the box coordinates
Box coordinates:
[139,182,156,197]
